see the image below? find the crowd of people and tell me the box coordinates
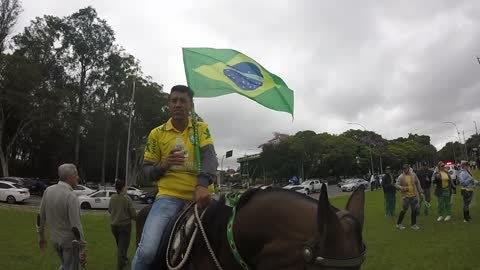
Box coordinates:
[381,161,479,230]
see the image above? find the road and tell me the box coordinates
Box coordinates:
[6,185,353,213]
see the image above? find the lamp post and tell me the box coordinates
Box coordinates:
[474,121,478,136]
[448,136,457,162]
[348,122,374,175]
[443,121,465,160]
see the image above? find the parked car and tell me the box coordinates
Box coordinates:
[140,190,157,204]
[127,186,145,201]
[231,183,244,189]
[289,186,310,195]
[341,179,369,192]
[337,178,356,188]
[24,178,48,196]
[0,180,30,204]
[0,177,26,187]
[78,189,117,209]
[299,179,323,193]
[73,184,96,197]
[85,182,100,190]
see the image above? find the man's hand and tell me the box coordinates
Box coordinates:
[79,250,87,267]
[39,239,46,252]
[161,150,185,170]
[195,186,212,209]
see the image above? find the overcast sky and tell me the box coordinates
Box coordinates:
[13,0,480,169]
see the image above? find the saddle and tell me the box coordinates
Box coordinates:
[150,203,198,270]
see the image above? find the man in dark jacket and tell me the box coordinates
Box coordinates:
[416,162,433,216]
[382,166,396,217]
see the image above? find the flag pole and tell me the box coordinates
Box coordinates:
[191,108,201,174]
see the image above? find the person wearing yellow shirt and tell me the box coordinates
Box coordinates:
[395,164,424,230]
[458,160,479,222]
[132,85,218,270]
[432,161,454,222]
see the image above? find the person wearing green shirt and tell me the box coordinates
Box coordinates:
[109,180,137,270]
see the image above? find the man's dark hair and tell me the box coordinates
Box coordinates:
[170,85,194,102]
[115,180,126,194]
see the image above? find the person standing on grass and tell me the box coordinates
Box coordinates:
[432,161,454,221]
[37,163,87,270]
[109,180,137,270]
[417,162,433,216]
[382,166,396,217]
[458,160,479,222]
[395,164,424,230]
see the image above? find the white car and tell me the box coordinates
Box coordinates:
[289,186,310,195]
[0,180,30,204]
[127,187,144,201]
[73,184,96,197]
[79,189,117,209]
[299,179,323,193]
[341,179,369,192]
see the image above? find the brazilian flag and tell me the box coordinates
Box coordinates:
[183,48,294,116]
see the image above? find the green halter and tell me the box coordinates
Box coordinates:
[226,192,250,270]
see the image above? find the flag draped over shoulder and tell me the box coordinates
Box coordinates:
[182,48,294,116]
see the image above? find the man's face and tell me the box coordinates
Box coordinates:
[67,170,79,187]
[385,169,391,174]
[403,167,409,174]
[169,91,192,121]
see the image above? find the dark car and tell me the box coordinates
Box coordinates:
[25,178,49,196]
[140,190,157,204]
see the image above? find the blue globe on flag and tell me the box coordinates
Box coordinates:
[223,62,264,91]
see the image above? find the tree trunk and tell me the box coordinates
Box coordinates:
[115,139,120,180]
[0,145,8,177]
[74,65,86,165]
[101,115,109,187]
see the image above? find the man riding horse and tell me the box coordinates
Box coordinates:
[132,85,218,269]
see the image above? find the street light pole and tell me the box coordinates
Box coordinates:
[443,121,464,159]
[474,121,478,136]
[448,136,457,162]
[348,122,374,175]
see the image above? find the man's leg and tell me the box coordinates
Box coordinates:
[424,188,431,215]
[53,242,65,270]
[61,243,79,270]
[117,224,132,270]
[396,198,409,227]
[437,194,445,217]
[386,192,395,216]
[383,192,388,216]
[132,196,187,270]
[410,198,418,226]
[445,190,452,217]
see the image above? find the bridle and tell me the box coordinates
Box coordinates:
[167,195,367,270]
[301,211,367,268]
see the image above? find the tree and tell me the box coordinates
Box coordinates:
[0,0,21,52]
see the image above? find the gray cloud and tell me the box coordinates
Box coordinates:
[15,0,480,169]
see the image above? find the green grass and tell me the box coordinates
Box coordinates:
[1,171,479,269]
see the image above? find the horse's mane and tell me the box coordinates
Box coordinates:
[237,187,318,210]
[202,187,319,241]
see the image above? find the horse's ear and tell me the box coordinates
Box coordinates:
[345,185,365,230]
[317,184,340,243]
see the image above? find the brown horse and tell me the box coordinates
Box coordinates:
[136,184,366,269]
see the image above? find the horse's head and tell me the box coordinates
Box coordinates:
[303,184,366,269]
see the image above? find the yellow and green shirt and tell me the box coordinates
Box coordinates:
[144,118,214,200]
[440,171,449,188]
[405,175,415,197]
